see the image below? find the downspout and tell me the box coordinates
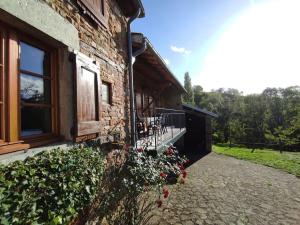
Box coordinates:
[129,39,147,146]
[127,8,141,146]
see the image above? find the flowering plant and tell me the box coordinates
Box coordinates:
[124,144,189,209]
[94,143,189,225]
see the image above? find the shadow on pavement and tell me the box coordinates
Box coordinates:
[180,149,210,167]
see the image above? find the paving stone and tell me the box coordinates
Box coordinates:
[149,153,300,225]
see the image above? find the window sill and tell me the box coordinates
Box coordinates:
[0,135,63,156]
[0,142,30,155]
[24,134,63,148]
[0,141,73,165]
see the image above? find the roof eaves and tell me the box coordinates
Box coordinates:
[143,37,186,93]
[135,0,145,18]
[116,0,145,18]
[182,103,218,118]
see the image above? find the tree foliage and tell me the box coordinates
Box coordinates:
[183,72,194,104]
[200,86,300,151]
[193,85,204,107]
[181,73,300,151]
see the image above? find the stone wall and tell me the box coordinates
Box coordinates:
[43,0,131,144]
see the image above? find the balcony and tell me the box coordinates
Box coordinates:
[135,108,186,151]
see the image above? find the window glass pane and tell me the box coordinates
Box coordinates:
[20,42,49,76]
[20,74,51,104]
[21,107,51,137]
[102,83,110,104]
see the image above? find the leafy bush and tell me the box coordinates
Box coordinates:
[0,147,105,225]
[0,143,188,225]
[94,144,189,225]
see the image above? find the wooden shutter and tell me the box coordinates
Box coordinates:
[74,53,102,141]
[77,0,107,26]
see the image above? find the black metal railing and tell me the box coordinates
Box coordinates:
[135,107,186,150]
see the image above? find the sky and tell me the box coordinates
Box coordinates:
[132,0,300,95]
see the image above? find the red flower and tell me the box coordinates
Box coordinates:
[124,144,130,152]
[160,172,167,178]
[184,159,190,165]
[165,147,174,156]
[182,170,187,178]
[177,163,185,171]
[163,187,169,198]
[137,148,144,153]
[156,199,163,208]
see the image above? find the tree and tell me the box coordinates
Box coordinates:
[193,85,204,107]
[183,72,194,104]
[264,87,300,150]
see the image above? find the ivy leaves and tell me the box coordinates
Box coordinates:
[0,147,105,225]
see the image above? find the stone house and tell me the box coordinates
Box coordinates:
[0,0,145,159]
[0,0,216,162]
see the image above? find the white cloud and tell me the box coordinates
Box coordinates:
[170,45,191,55]
[163,58,171,65]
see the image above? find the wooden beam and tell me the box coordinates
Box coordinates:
[7,31,19,142]
[142,82,171,114]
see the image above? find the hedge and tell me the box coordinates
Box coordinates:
[0,147,105,225]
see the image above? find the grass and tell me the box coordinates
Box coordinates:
[213,145,300,177]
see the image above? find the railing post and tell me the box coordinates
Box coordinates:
[171,113,174,138]
[135,110,138,148]
[154,112,157,149]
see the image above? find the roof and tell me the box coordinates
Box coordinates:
[132,33,186,93]
[116,0,145,18]
[182,103,218,118]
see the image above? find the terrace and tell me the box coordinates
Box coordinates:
[132,33,187,151]
[135,108,186,151]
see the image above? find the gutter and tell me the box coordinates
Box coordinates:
[133,37,147,58]
[127,8,146,146]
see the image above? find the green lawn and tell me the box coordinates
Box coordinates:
[213,145,300,177]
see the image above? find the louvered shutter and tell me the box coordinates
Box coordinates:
[74,53,102,141]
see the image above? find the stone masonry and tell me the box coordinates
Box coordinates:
[43,0,131,144]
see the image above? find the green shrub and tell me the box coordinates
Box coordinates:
[0,147,105,225]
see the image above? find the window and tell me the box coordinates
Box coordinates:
[0,23,58,154]
[102,82,112,105]
[77,0,107,26]
[20,42,52,137]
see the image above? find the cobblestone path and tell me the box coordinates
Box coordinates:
[150,152,300,225]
